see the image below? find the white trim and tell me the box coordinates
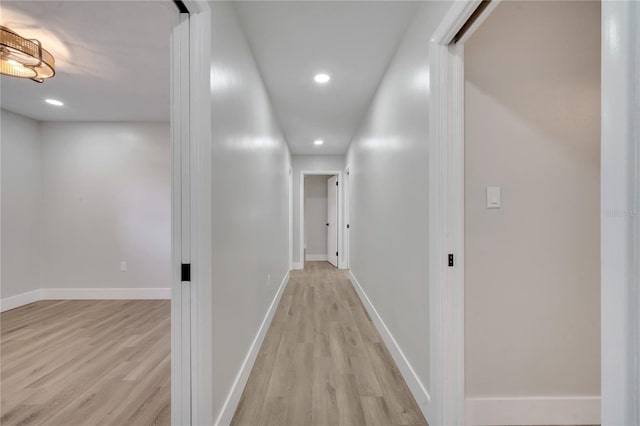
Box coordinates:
[0,288,171,313]
[305,254,328,262]
[214,271,290,426]
[429,2,500,425]
[170,12,192,426]
[349,271,432,420]
[465,396,601,426]
[291,262,304,271]
[189,7,213,426]
[0,289,42,312]
[289,167,294,271]
[601,2,640,424]
[299,170,346,271]
[344,166,351,269]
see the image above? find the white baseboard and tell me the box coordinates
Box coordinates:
[465,396,601,425]
[305,254,328,261]
[0,287,171,312]
[215,271,290,426]
[41,288,171,300]
[348,271,432,419]
[291,262,304,270]
[0,289,42,312]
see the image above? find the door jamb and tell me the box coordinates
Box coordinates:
[299,170,345,269]
[171,12,192,426]
[344,166,351,270]
[171,2,213,426]
[428,1,499,424]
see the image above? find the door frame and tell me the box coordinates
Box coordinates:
[427,1,500,424]
[431,2,638,425]
[600,2,640,424]
[289,167,294,271]
[299,170,345,269]
[171,1,213,425]
[344,166,351,269]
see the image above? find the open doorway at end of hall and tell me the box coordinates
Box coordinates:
[303,174,339,268]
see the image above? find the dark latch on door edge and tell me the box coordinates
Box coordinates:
[181,263,191,282]
[448,254,454,267]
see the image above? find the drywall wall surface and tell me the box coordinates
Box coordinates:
[464,0,600,398]
[1,109,42,298]
[291,154,344,266]
[40,122,170,290]
[304,175,330,258]
[345,0,453,393]
[209,2,291,421]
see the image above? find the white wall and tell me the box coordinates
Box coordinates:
[208,2,291,422]
[345,0,453,416]
[1,113,171,307]
[291,155,344,266]
[304,175,330,259]
[601,1,640,424]
[464,0,600,421]
[1,109,42,299]
[40,122,171,290]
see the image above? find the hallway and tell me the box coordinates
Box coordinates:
[231,262,426,426]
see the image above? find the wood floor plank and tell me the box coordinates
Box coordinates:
[1,300,170,426]
[231,261,427,426]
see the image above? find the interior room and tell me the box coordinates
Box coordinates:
[303,174,337,265]
[1,1,637,426]
[1,1,175,424]
[463,1,601,423]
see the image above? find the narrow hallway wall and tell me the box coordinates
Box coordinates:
[209,2,291,422]
[345,0,453,418]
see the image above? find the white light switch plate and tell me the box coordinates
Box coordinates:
[120,261,128,271]
[487,186,501,209]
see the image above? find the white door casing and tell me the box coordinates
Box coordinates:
[327,175,338,267]
[171,2,213,425]
[170,13,191,426]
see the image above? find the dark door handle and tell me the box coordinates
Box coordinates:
[326,223,329,226]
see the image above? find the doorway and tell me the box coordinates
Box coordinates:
[428,1,602,424]
[0,1,186,425]
[463,1,601,424]
[299,170,344,269]
[303,173,338,266]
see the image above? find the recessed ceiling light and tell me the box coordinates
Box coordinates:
[314,73,330,84]
[314,139,324,146]
[45,99,64,106]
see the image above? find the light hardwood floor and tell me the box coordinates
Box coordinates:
[1,299,170,426]
[231,261,427,426]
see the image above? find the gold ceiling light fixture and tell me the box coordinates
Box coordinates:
[0,26,55,83]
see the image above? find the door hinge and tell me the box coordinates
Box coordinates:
[448,254,454,267]
[347,224,350,229]
[336,181,339,186]
[181,263,191,281]
[336,251,339,256]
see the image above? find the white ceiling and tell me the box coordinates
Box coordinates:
[234,1,418,155]
[0,1,418,151]
[0,1,177,122]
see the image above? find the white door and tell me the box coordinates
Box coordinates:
[327,175,338,267]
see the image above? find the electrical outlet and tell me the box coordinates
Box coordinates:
[120,261,127,271]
